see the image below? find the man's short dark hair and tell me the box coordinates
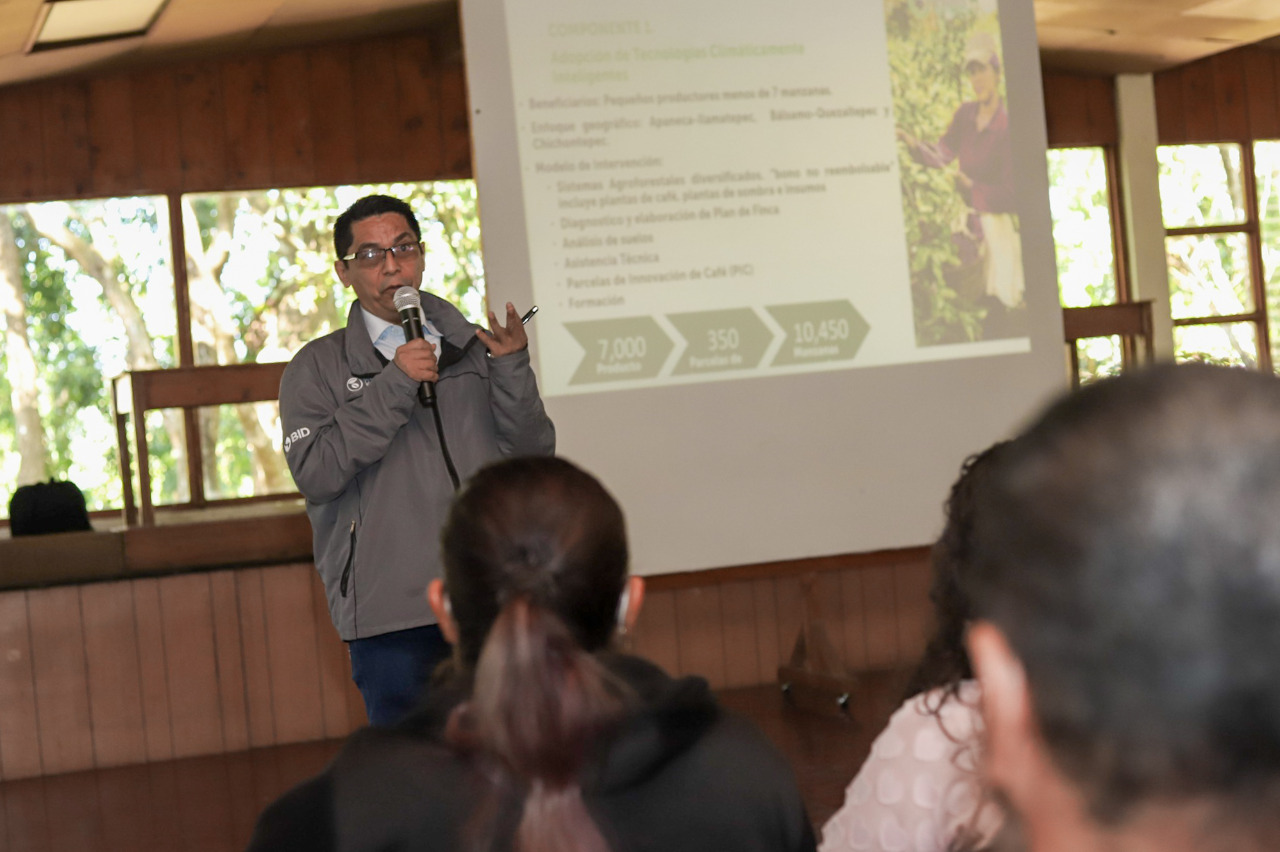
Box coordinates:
[966,363,1280,828]
[333,194,422,260]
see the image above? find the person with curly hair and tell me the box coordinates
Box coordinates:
[820,443,1009,852]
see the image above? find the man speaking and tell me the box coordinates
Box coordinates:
[280,194,554,726]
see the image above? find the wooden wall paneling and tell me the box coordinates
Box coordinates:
[308,568,355,738]
[718,580,762,687]
[351,39,410,182]
[158,574,223,758]
[307,43,360,185]
[673,586,727,688]
[220,56,274,189]
[265,50,317,189]
[1210,53,1250,141]
[131,578,174,762]
[838,567,869,672]
[1153,69,1186,145]
[891,559,932,666]
[87,75,140,196]
[750,577,781,683]
[0,592,43,780]
[235,569,277,747]
[94,765,160,852]
[1242,49,1280,139]
[26,586,95,775]
[0,87,49,200]
[812,569,845,671]
[437,63,473,177]
[1084,76,1119,145]
[1179,60,1220,143]
[261,564,326,744]
[173,756,238,851]
[1042,73,1117,148]
[141,761,186,850]
[174,63,229,191]
[130,70,184,194]
[392,34,445,179]
[223,751,270,848]
[40,773,103,852]
[79,581,148,768]
[208,571,250,752]
[39,80,92,199]
[860,565,900,668]
[630,587,679,675]
[1,779,50,852]
[772,574,804,667]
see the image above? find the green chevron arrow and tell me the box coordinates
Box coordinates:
[565,317,675,385]
[766,300,869,366]
[667,308,773,375]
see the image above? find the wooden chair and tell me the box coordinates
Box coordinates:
[1062,300,1156,387]
[111,362,290,526]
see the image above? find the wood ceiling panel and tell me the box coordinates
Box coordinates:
[0,0,1279,85]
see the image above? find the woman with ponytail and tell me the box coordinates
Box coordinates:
[247,457,816,852]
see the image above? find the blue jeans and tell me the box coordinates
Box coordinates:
[348,624,452,726]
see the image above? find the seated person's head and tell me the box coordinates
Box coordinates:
[427,456,644,852]
[430,455,640,670]
[964,364,1280,851]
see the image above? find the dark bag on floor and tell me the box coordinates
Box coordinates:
[8,480,93,537]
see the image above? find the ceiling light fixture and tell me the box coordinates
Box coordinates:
[26,0,171,53]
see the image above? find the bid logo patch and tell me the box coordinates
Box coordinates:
[283,427,311,453]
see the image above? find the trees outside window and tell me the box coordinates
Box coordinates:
[1046,146,1125,384]
[1157,143,1264,369]
[0,197,176,515]
[0,181,483,521]
[1253,141,1280,370]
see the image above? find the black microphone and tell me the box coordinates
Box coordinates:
[393,286,435,406]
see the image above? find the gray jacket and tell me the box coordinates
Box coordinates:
[279,295,555,640]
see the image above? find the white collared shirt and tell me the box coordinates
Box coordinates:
[361,303,442,362]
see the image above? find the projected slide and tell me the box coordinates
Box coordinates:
[488,0,1026,397]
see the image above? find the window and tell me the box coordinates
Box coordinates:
[0,197,175,515]
[1253,141,1280,370]
[1157,143,1266,369]
[181,181,485,368]
[1046,146,1127,384]
[1,182,484,522]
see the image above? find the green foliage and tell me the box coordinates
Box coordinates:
[887,0,991,345]
[1046,148,1116,308]
[1,210,116,509]
[1,181,486,517]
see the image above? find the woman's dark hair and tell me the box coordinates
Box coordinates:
[903,441,1010,705]
[440,456,630,852]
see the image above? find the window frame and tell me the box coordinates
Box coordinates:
[1047,143,1147,383]
[1160,142,1272,371]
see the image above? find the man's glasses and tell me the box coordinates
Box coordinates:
[341,242,423,268]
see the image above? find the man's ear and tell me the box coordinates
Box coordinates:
[427,578,458,645]
[334,260,351,288]
[967,620,1040,798]
[621,576,645,633]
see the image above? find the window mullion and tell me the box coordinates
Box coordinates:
[1241,142,1272,372]
[168,192,204,508]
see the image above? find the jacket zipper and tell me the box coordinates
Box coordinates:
[339,519,356,597]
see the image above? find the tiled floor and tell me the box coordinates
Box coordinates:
[0,672,908,851]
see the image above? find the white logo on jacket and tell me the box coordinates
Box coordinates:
[283,427,311,453]
[346,377,364,392]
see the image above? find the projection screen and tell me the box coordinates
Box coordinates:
[459,0,1067,575]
